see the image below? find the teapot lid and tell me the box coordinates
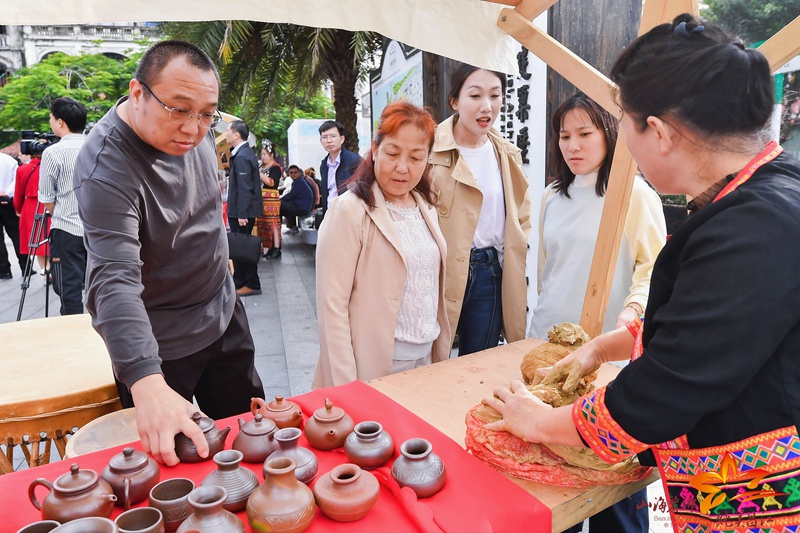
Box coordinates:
[313,398,345,423]
[266,395,297,413]
[54,464,100,495]
[240,414,277,436]
[108,447,149,473]
[190,412,216,433]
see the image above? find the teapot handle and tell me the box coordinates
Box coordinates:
[123,477,132,510]
[28,478,53,510]
[250,397,265,416]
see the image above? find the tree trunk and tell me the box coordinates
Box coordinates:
[322,30,360,153]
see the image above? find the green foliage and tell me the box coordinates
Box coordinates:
[701,0,800,44]
[0,51,140,133]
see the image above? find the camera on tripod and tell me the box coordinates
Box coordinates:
[20,130,58,156]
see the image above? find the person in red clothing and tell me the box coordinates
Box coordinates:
[13,154,50,276]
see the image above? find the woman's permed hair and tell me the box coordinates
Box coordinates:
[349,101,438,209]
[550,93,618,197]
[610,13,773,137]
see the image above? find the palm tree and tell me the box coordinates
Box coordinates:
[164,21,381,152]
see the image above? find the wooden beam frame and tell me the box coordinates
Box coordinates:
[759,16,800,73]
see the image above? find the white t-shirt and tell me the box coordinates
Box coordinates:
[457,141,505,259]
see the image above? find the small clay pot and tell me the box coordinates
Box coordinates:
[344,421,394,470]
[15,521,61,533]
[391,438,446,498]
[247,457,315,533]
[29,464,118,523]
[115,507,164,533]
[174,413,231,463]
[265,428,318,484]
[250,396,304,429]
[201,450,259,512]
[313,463,379,522]
[232,414,279,463]
[102,447,160,509]
[303,398,354,451]
[148,478,194,532]
[50,517,117,533]
[176,486,244,533]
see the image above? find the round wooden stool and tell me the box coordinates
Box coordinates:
[0,315,121,473]
[65,408,138,458]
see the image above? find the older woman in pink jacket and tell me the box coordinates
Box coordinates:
[313,102,451,388]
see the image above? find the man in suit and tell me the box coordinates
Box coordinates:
[318,120,363,224]
[226,120,263,296]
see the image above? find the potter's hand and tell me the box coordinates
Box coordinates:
[482,380,552,443]
[532,342,605,393]
[130,374,208,466]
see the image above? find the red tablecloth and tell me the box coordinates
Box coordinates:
[2,381,550,532]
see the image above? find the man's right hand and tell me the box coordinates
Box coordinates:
[129,374,209,466]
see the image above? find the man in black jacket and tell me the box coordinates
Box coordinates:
[318,120,362,223]
[226,120,262,296]
[280,164,314,235]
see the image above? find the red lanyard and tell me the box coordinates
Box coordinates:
[713,140,783,202]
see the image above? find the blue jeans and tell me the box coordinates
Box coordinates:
[457,246,503,356]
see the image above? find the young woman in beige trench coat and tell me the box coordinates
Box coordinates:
[313,102,451,388]
[429,65,531,356]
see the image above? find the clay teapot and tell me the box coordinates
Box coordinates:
[303,398,354,451]
[174,412,231,463]
[232,414,278,463]
[29,464,118,523]
[250,396,304,429]
[101,447,160,509]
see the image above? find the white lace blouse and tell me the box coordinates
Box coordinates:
[385,201,441,349]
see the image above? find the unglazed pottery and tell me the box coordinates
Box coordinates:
[115,507,164,533]
[303,398,354,451]
[148,478,194,532]
[343,421,394,469]
[29,464,117,523]
[312,463,379,522]
[232,414,278,463]
[265,427,318,484]
[201,450,259,512]
[50,517,117,533]
[247,457,315,533]
[176,486,244,533]
[174,413,231,464]
[15,520,61,533]
[101,447,160,509]
[250,396,304,429]
[391,438,446,498]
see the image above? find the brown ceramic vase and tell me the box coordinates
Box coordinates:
[28,464,118,523]
[391,438,447,498]
[343,421,394,469]
[101,447,160,509]
[303,398,354,451]
[174,413,231,464]
[176,486,244,533]
[312,463,380,522]
[250,396,304,429]
[201,450,259,512]
[265,427,318,484]
[247,457,315,533]
[232,414,278,463]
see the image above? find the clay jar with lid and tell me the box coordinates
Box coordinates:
[313,463,380,522]
[303,398,354,451]
[174,412,231,463]
[101,447,160,509]
[201,449,260,513]
[247,457,315,533]
[344,421,394,469]
[391,438,447,498]
[250,396,304,429]
[265,427,318,484]
[28,464,118,523]
[232,414,278,463]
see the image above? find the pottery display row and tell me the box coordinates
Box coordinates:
[17,507,165,533]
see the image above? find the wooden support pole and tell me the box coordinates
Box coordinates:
[639,0,698,35]
[759,16,800,74]
[497,9,618,115]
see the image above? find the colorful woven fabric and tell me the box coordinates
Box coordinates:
[257,189,281,250]
[572,387,649,463]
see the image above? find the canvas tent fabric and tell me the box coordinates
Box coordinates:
[3,0,520,74]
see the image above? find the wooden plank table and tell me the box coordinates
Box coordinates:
[367,338,659,532]
[0,314,121,473]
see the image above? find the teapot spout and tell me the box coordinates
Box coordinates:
[220,426,232,441]
[238,418,246,430]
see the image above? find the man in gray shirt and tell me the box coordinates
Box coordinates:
[74,41,264,465]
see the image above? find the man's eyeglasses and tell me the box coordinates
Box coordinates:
[140,82,222,129]
[321,134,340,141]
